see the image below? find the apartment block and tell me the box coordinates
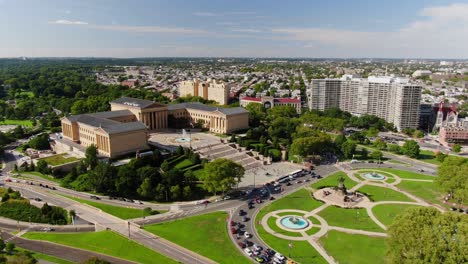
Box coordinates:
[307,76,422,131]
[179,78,230,105]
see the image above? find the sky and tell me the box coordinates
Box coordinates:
[1,0,468,58]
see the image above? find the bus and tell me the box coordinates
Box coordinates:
[276,175,290,184]
[289,169,304,179]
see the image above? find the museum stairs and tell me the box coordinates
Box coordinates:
[195,143,262,171]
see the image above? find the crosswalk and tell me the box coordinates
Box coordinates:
[5,228,29,243]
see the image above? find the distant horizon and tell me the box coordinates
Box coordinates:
[1,56,468,61]
[2,0,468,58]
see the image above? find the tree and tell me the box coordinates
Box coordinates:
[5,242,15,254]
[401,140,420,158]
[160,160,170,172]
[366,127,379,138]
[370,150,383,160]
[452,143,462,153]
[436,152,448,162]
[341,141,356,159]
[175,145,184,156]
[289,133,332,158]
[388,144,402,154]
[245,103,266,127]
[203,159,244,195]
[28,133,50,150]
[413,130,424,138]
[36,159,48,174]
[334,134,347,149]
[137,177,154,199]
[436,156,468,205]
[84,144,98,170]
[387,207,467,264]
[88,162,114,193]
[373,138,387,150]
[0,238,5,251]
[361,148,368,159]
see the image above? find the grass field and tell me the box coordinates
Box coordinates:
[318,206,384,232]
[0,119,33,127]
[375,168,435,180]
[17,247,73,264]
[22,231,177,264]
[256,221,327,264]
[61,195,157,219]
[18,171,61,183]
[144,212,249,264]
[417,149,441,165]
[174,158,194,169]
[372,204,422,226]
[320,230,387,264]
[260,189,323,213]
[357,185,414,202]
[39,154,79,166]
[396,181,444,206]
[310,171,358,190]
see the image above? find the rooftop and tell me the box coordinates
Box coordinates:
[111,97,165,109]
[168,102,248,115]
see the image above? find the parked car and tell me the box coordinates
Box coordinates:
[274,253,285,261]
[244,248,253,257]
[237,242,246,248]
[244,231,251,238]
[253,244,263,251]
[239,209,245,216]
[230,228,237,234]
[255,257,265,263]
[242,216,249,222]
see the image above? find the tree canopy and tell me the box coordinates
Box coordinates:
[401,140,420,158]
[202,158,245,195]
[436,156,468,205]
[387,207,467,264]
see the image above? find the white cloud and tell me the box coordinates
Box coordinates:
[271,3,468,58]
[231,28,262,33]
[50,20,88,25]
[90,25,208,34]
[193,12,219,17]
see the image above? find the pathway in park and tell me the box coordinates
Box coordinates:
[257,164,440,264]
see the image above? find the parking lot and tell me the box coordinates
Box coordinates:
[229,165,338,263]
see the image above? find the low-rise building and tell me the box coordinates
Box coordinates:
[239,94,301,113]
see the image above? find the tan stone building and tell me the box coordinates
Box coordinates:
[179,79,230,105]
[61,110,148,158]
[60,97,248,158]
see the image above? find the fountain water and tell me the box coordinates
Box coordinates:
[279,215,309,230]
[175,129,192,143]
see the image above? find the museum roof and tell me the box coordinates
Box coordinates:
[168,102,248,115]
[110,97,165,109]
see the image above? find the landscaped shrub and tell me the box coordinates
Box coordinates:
[268,149,282,161]
[0,201,68,224]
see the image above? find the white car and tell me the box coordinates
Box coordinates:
[253,244,262,251]
[244,248,253,256]
[244,231,251,238]
[274,253,285,261]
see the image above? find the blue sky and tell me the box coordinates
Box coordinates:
[1,0,468,58]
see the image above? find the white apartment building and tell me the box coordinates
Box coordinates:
[307,76,422,131]
[179,78,230,105]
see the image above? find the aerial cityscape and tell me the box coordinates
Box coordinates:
[0,1,466,264]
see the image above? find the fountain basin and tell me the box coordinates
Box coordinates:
[363,173,385,180]
[279,216,309,230]
[175,138,192,143]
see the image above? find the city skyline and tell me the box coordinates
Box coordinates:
[1,0,468,58]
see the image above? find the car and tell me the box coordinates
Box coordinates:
[45,185,49,188]
[248,204,254,209]
[230,227,237,234]
[243,216,249,222]
[273,186,281,192]
[305,179,310,182]
[51,186,57,190]
[237,242,246,248]
[253,244,263,251]
[34,198,42,202]
[255,257,265,263]
[252,249,261,256]
[230,221,236,227]
[244,248,253,257]
[244,231,251,238]
[260,255,270,262]
[269,196,275,200]
[237,223,245,228]
[368,160,374,163]
[296,180,302,184]
[286,182,292,186]
[273,258,283,264]
[42,227,54,232]
[239,209,245,216]
[274,253,285,261]
[265,248,275,256]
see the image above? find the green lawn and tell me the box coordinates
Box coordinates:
[373,168,435,180]
[17,247,73,264]
[18,171,62,183]
[387,159,410,166]
[318,206,384,232]
[0,119,33,127]
[193,169,206,179]
[22,231,177,264]
[396,181,444,206]
[39,154,79,166]
[144,212,249,264]
[320,230,388,264]
[260,188,323,213]
[61,195,157,220]
[372,204,422,227]
[357,185,414,202]
[311,171,358,190]
[256,222,327,264]
[174,158,194,169]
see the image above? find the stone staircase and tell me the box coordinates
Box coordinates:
[195,143,262,171]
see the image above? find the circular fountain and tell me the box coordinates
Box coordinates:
[175,129,192,143]
[279,215,309,230]
[363,172,385,180]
